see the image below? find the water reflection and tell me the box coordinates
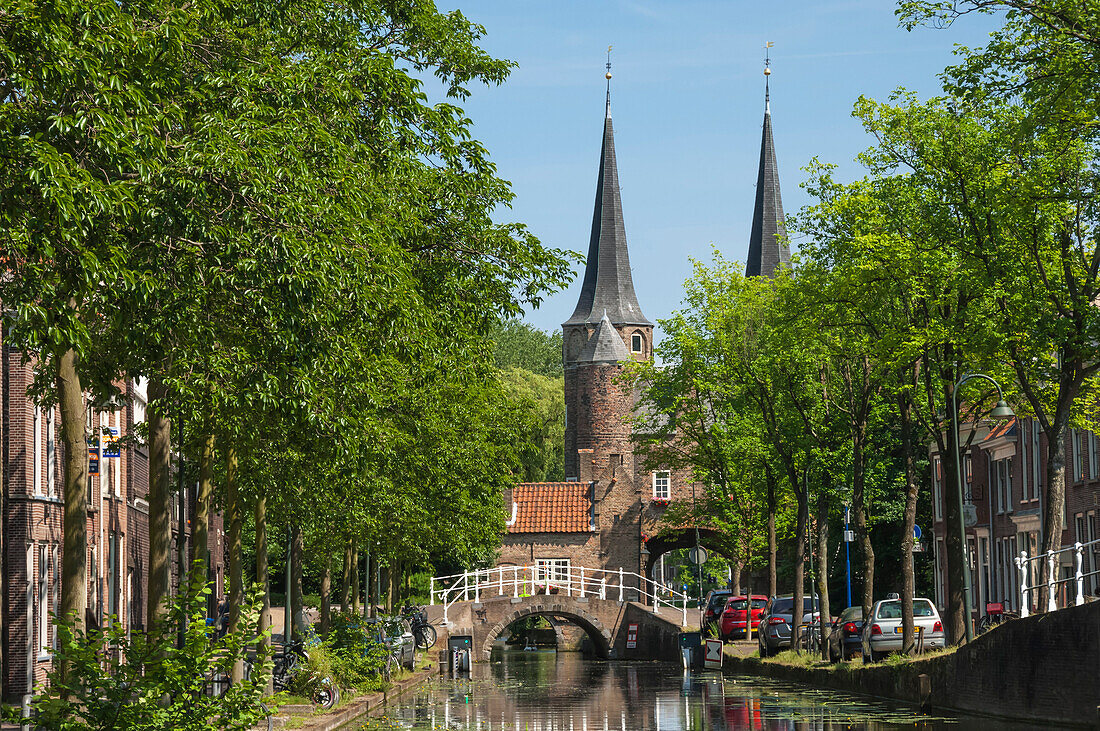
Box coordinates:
[360,649,1053,730]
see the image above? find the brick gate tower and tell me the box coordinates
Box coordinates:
[562,73,652,482]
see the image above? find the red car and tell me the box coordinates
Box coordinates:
[719,595,768,641]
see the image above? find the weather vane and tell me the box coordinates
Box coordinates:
[605,45,613,114]
[764,41,774,109]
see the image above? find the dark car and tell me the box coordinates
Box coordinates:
[757,595,818,657]
[826,606,864,662]
[702,590,733,633]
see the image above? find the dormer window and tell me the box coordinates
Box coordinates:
[631,332,644,353]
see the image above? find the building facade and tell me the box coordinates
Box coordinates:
[928,417,1100,620]
[498,74,790,583]
[1,348,225,701]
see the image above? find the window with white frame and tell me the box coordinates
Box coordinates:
[132,377,147,426]
[1091,432,1099,482]
[932,456,943,521]
[38,544,49,656]
[535,558,570,585]
[653,470,671,500]
[964,455,974,504]
[630,332,644,354]
[33,405,42,495]
[1031,423,1041,500]
[1020,420,1029,501]
[46,408,55,497]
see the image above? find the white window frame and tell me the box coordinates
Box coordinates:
[46,408,55,497]
[652,470,671,501]
[33,405,42,495]
[1031,422,1041,500]
[535,558,570,587]
[932,457,943,521]
[38,544,49,657]
[1020,420,1029,501]
[630,332,644,354]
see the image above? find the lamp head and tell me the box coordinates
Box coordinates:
[990,400,1015,419]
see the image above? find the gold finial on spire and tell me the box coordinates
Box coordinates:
[606,45,613,79]
[764,41,773,76]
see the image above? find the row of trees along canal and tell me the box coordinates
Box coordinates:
[0,0,576,690]
[630,0,1100,653]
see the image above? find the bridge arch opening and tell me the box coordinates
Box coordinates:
[482,606,612,662]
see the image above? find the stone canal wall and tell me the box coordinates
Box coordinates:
[725,599,1100,727]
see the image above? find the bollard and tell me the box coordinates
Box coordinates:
[916,626,925,655]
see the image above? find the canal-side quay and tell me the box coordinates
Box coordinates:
[722,598,1100,728]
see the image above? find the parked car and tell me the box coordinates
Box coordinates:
[826,606,864,662]
[719,595,768,641]
[861,595,944,661]
[702,590,733,634]
[757,595,819,657]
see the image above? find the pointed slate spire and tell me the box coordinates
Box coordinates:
[564,69,652,328]
[577,312,632,363]
[745,52,790,279]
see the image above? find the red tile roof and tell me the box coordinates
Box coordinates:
[507,482,593,534]
[983,417,1018,441]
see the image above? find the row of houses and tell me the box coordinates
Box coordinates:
[1,344,225,701]
[929,417,1100,618]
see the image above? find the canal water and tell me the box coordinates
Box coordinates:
[350,648,1053,730]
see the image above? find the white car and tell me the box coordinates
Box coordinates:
[861,594,945,661]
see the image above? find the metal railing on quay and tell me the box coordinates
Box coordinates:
[1015,537,1100,617]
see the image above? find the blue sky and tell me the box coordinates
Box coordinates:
[439,1,1001,335]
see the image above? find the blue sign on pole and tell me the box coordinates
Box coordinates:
[913,525,922,541]
[103,427,121,458]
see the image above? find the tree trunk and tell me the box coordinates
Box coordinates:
[943,385,968,644]
[57,349,88,645]
[765,464,777,598]
[899,393,920,653]
[146,378,171,634]
[226,446,244,682]
[852,423,875,623]
[290,525,307,637]
[815,485,831,660]
[1039,413,1070,613]
[730,560,742,596]
[320,557,332,636]
[350,547,360,616]
[339,540,352,613]
[191,433,215,589]
[254,493,272,694]
[789,465,807,648]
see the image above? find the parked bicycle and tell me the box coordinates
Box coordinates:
[977,601,1020,634]
[400,603,437,650]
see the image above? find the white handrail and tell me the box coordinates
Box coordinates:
[1015,537,1100,616]
[431,563,693,627]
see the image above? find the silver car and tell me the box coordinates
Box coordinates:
[861,595,944,661]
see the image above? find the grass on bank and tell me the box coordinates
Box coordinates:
[754,646,957,671]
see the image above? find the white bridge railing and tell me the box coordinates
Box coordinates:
[1015,537,1100,617]
[429,564,691,628]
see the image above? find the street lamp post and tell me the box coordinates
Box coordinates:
[951,373,1014,643]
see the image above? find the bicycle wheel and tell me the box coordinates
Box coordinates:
[416,625,437,650]
[312,678,340,710]
[258,702,274,731]
[976,616,991,634]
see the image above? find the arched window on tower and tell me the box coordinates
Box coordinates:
[631,332,645,354]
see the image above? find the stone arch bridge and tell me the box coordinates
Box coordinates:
[428,565,697,662]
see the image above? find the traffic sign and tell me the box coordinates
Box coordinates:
[913,525,922,540]
[703,638,723,670]
[843,529,856,543]
[689,547,708,565]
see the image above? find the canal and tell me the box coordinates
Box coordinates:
[350,649,1053,730]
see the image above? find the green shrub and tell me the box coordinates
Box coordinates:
[324,612,389,691]
[4,583,271,731]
